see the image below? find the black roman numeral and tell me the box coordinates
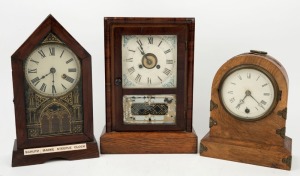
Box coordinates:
[158,40,162,47]
[166,60,173,64]
[164,49,171,54]
[64,75,75,83]
[229,97,235,103]
[61,84,67,90]
[238,75,242,80]
[163,68,171,75]
[135,74,142,82]
[30,59,39,65]
[128,67,135,74]
[31,77,40,85]
[128,49,135,52]
[264,93,270,96]
[136,39,142,47]
[40,83,47,92]
[38,50,46,58]
[68,68,77,72]
[126,58,133,62]
[247,73,251,79]
[158,76,162,82]
[66,58,74,64]
[262,83,268,87]
[49,47,55,56]
[52,85,56,94]
[260,100,267,105]
[148,37,153,44]
[28,68,37,73]
[147,77,151,84]
[60,50,65,58]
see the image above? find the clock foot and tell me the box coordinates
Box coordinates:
[100,127,197,154]
[11,136,99,167]
[200,133,292,170]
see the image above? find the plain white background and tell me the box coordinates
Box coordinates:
[0,0,299,175]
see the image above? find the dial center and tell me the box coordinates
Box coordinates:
[142,53,158,69]
[50,67,56,74]
[245,90,251,96]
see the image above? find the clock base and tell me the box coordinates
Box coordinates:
[200,133,292,170]
[100,127,197,154]
[12,137,99,167]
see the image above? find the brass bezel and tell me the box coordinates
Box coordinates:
[219,64,279,121]
[24,43,81,98]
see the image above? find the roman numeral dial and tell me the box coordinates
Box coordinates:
[220,67,276,120]
[122,35,177,88]
[24,43,81,97]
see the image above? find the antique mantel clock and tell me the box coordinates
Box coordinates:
[200,50,292,170]
[11,15,99,166]
[100,17,197,153]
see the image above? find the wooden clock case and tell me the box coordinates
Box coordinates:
[100,17,197,154]
[11,15,99,167]
[200,51,292,170]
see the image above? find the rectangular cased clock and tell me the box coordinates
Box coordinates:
[100,17,197,154]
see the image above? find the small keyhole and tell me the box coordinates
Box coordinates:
[115,78,122,86]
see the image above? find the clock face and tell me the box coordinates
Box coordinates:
[220,66,277,120]
[122,35,177,88]
[123,94,176,124]
[24,44,81,97]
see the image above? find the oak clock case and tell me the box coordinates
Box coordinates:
[200,51,292,170]
[11,15,99,167]
[100,17,197,154]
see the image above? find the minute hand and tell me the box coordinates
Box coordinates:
[138,47,152,65]
[249,94,265,110]
[138,47,146,55]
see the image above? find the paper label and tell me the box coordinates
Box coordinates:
[24,143,87,155]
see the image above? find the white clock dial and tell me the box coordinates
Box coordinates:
[122,35,177,88]
[24,44,81,97]
[220,67,276,120]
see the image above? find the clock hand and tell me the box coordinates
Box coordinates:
[138,47,153,65]
[249,93,265,110]
[235,99,245,109]
[50,67,56,93]
[38,67,56,80]
[39,71,51,80]
[138,47,146,55]
[235,90,250,109]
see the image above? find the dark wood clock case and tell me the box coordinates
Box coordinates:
[100,17,197,154]
[11,15,99,167]
[200,51,292,170]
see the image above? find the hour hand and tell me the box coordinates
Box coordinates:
[235,99,244,109]
[39,71,51,80]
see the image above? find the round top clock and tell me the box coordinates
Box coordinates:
[220,65,278,120]
[201,50,292,170]
[207,50,289,145]
[24,43,81,97]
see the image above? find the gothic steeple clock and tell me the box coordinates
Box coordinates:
[11,15,99,167]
